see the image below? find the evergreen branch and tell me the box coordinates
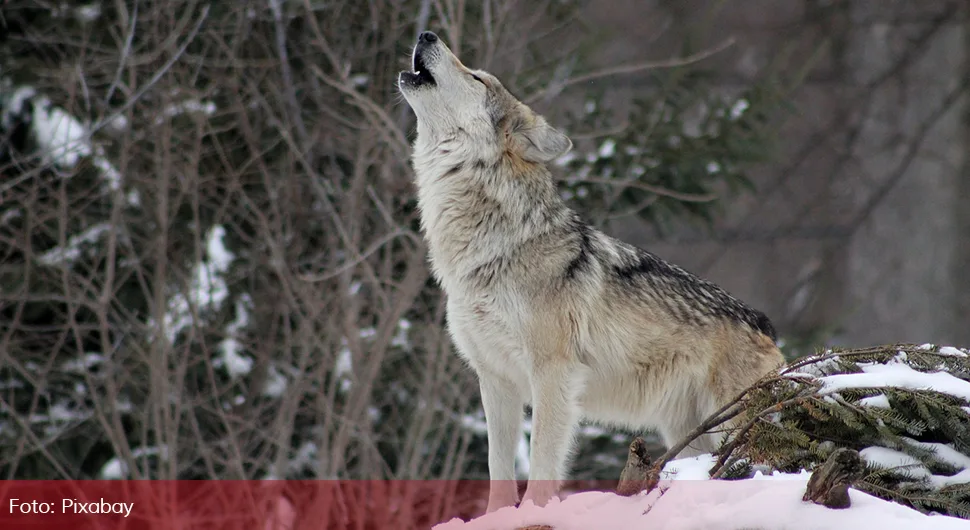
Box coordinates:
[709,396,814,479]
[702,344,970,517]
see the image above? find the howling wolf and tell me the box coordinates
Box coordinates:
[398,31,784,512]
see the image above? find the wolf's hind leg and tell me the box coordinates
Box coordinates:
[659,390,721,460]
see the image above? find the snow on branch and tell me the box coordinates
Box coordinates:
[0,81,133,202]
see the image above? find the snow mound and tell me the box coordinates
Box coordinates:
[435,462,970,530]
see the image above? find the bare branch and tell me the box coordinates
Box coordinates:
[564,176,718,203]
[526,37,736,104]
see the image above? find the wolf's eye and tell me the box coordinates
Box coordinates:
[470,74,485,85]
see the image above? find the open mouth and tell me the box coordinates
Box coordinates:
[400,50,436,87]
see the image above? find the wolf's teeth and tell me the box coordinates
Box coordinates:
[415,70,422,75]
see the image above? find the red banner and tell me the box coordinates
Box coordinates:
[0,480,617,529]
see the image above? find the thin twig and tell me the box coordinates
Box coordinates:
[567,176,718,203]
[708,396,815,479]
[567,122,631,141]
[91,5,210,136]
[104,0,138,106]
[299,230,423,283]
[526,37,735,104]
[269,0,310,153]
[309,65,410,160]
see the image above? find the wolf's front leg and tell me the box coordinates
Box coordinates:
[522,362,584,507]
[480,373,524,513]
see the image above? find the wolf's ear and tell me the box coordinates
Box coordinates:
[511,117,572,163]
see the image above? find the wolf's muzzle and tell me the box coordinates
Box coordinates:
[399,31,439,89]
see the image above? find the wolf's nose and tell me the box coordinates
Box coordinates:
[418,31,438,44]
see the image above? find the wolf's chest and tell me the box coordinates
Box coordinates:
[447,292,533,384]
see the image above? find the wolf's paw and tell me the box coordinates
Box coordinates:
[485,482,520,514]
[521,483,561,508]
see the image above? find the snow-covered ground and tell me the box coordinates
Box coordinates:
[434,454,970,529]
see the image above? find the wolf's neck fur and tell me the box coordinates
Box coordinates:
[411,132,572,292]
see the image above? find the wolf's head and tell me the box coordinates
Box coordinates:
[399,32,572,164]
